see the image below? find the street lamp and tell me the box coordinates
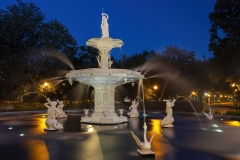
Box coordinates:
[43,82,49,96]
[207,94,211,106]
[192,91,196,101]
[153,85,158,90]
[231,83,236,105]
[153,85,158,101]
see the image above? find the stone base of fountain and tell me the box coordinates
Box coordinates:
[129,114,139,118]
[161,124,174,128]
[44,118,64,131]
[137,149,155,155]
[44,128,59,131]
[81,112,128,124]
[56,115,68,119]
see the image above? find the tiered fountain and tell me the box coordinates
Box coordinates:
[66,12,144,124]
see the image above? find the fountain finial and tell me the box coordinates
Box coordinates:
[101,12,109,38]
[86,12,123,69]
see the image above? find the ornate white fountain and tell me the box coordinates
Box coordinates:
[66,12,144,124]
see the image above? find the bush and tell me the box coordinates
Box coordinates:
[116,101,203,113]
[224,110,240,116]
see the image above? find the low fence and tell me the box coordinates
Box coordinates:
[116,101,204,113]
[203,106,239,114]
[1,101,239,114]
[0,103,45,111]
[0,105,14,110]
[0,101,84,112]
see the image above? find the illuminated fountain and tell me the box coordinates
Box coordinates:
[66,12,144,124]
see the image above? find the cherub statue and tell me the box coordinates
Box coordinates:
[108,53,113,69]
[56,100,68,118]
[127,100,139,117]
[161,99,176,127]
[44,98,64,131]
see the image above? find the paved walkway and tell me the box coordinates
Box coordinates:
[0,112,240,160]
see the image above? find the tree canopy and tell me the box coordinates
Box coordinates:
[0,0,229,103]
[0,0,78,99]
[209,0,240,83]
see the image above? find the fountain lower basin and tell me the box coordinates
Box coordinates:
[66,68,144,124]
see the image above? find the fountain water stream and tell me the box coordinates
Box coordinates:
[16,92,47,101]
[176,96,203,129]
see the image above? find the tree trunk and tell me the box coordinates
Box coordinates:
[160,73,170,101]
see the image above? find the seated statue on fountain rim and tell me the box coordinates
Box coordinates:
[44,98,64,130]
[127,100,139,117]
[161,99,176,127]
[56,100,68,118]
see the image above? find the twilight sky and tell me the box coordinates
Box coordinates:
[0,0,216,60]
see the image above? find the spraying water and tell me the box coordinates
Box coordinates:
[15,92,47,101]
[141,80,146,123]
[137,79,146,123]
[134,96,142,102]
[176,95,203,129]
[41,48,75,70]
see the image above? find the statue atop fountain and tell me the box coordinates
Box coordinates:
[56,100,68,118]
[86,12,123,69]
[127,100,139,117]
[66,12,144,124]
[44,98,64,131]
[101,13,109,38]
[161,99,176,127]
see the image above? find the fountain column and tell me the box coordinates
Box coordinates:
[84,83,120,123]
[93,84,115,113]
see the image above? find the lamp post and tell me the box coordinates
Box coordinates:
[153,85,158,101]
[207,94,211,106]
[43,82,49,96]
[232,83,236,106]
[192,91,196,101]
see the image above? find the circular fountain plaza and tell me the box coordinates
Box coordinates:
[1,12,240,160]
[1,111,240,160]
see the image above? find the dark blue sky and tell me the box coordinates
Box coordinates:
[1,0,216,59]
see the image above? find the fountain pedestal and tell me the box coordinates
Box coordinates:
[80,82,128,124]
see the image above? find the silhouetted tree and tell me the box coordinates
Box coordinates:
[209,0,240,84]
[0,0,78,100]
[74,46,98,69]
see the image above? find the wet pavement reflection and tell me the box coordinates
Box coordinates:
[0,113,240,160]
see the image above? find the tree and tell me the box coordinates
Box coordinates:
[209,0,240,84]
[74,46,98,69]
[36,19,79,78]
[114,50,151,69]
[0,0,79,100]
[0,0,45,100]
[158,45,196,101]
